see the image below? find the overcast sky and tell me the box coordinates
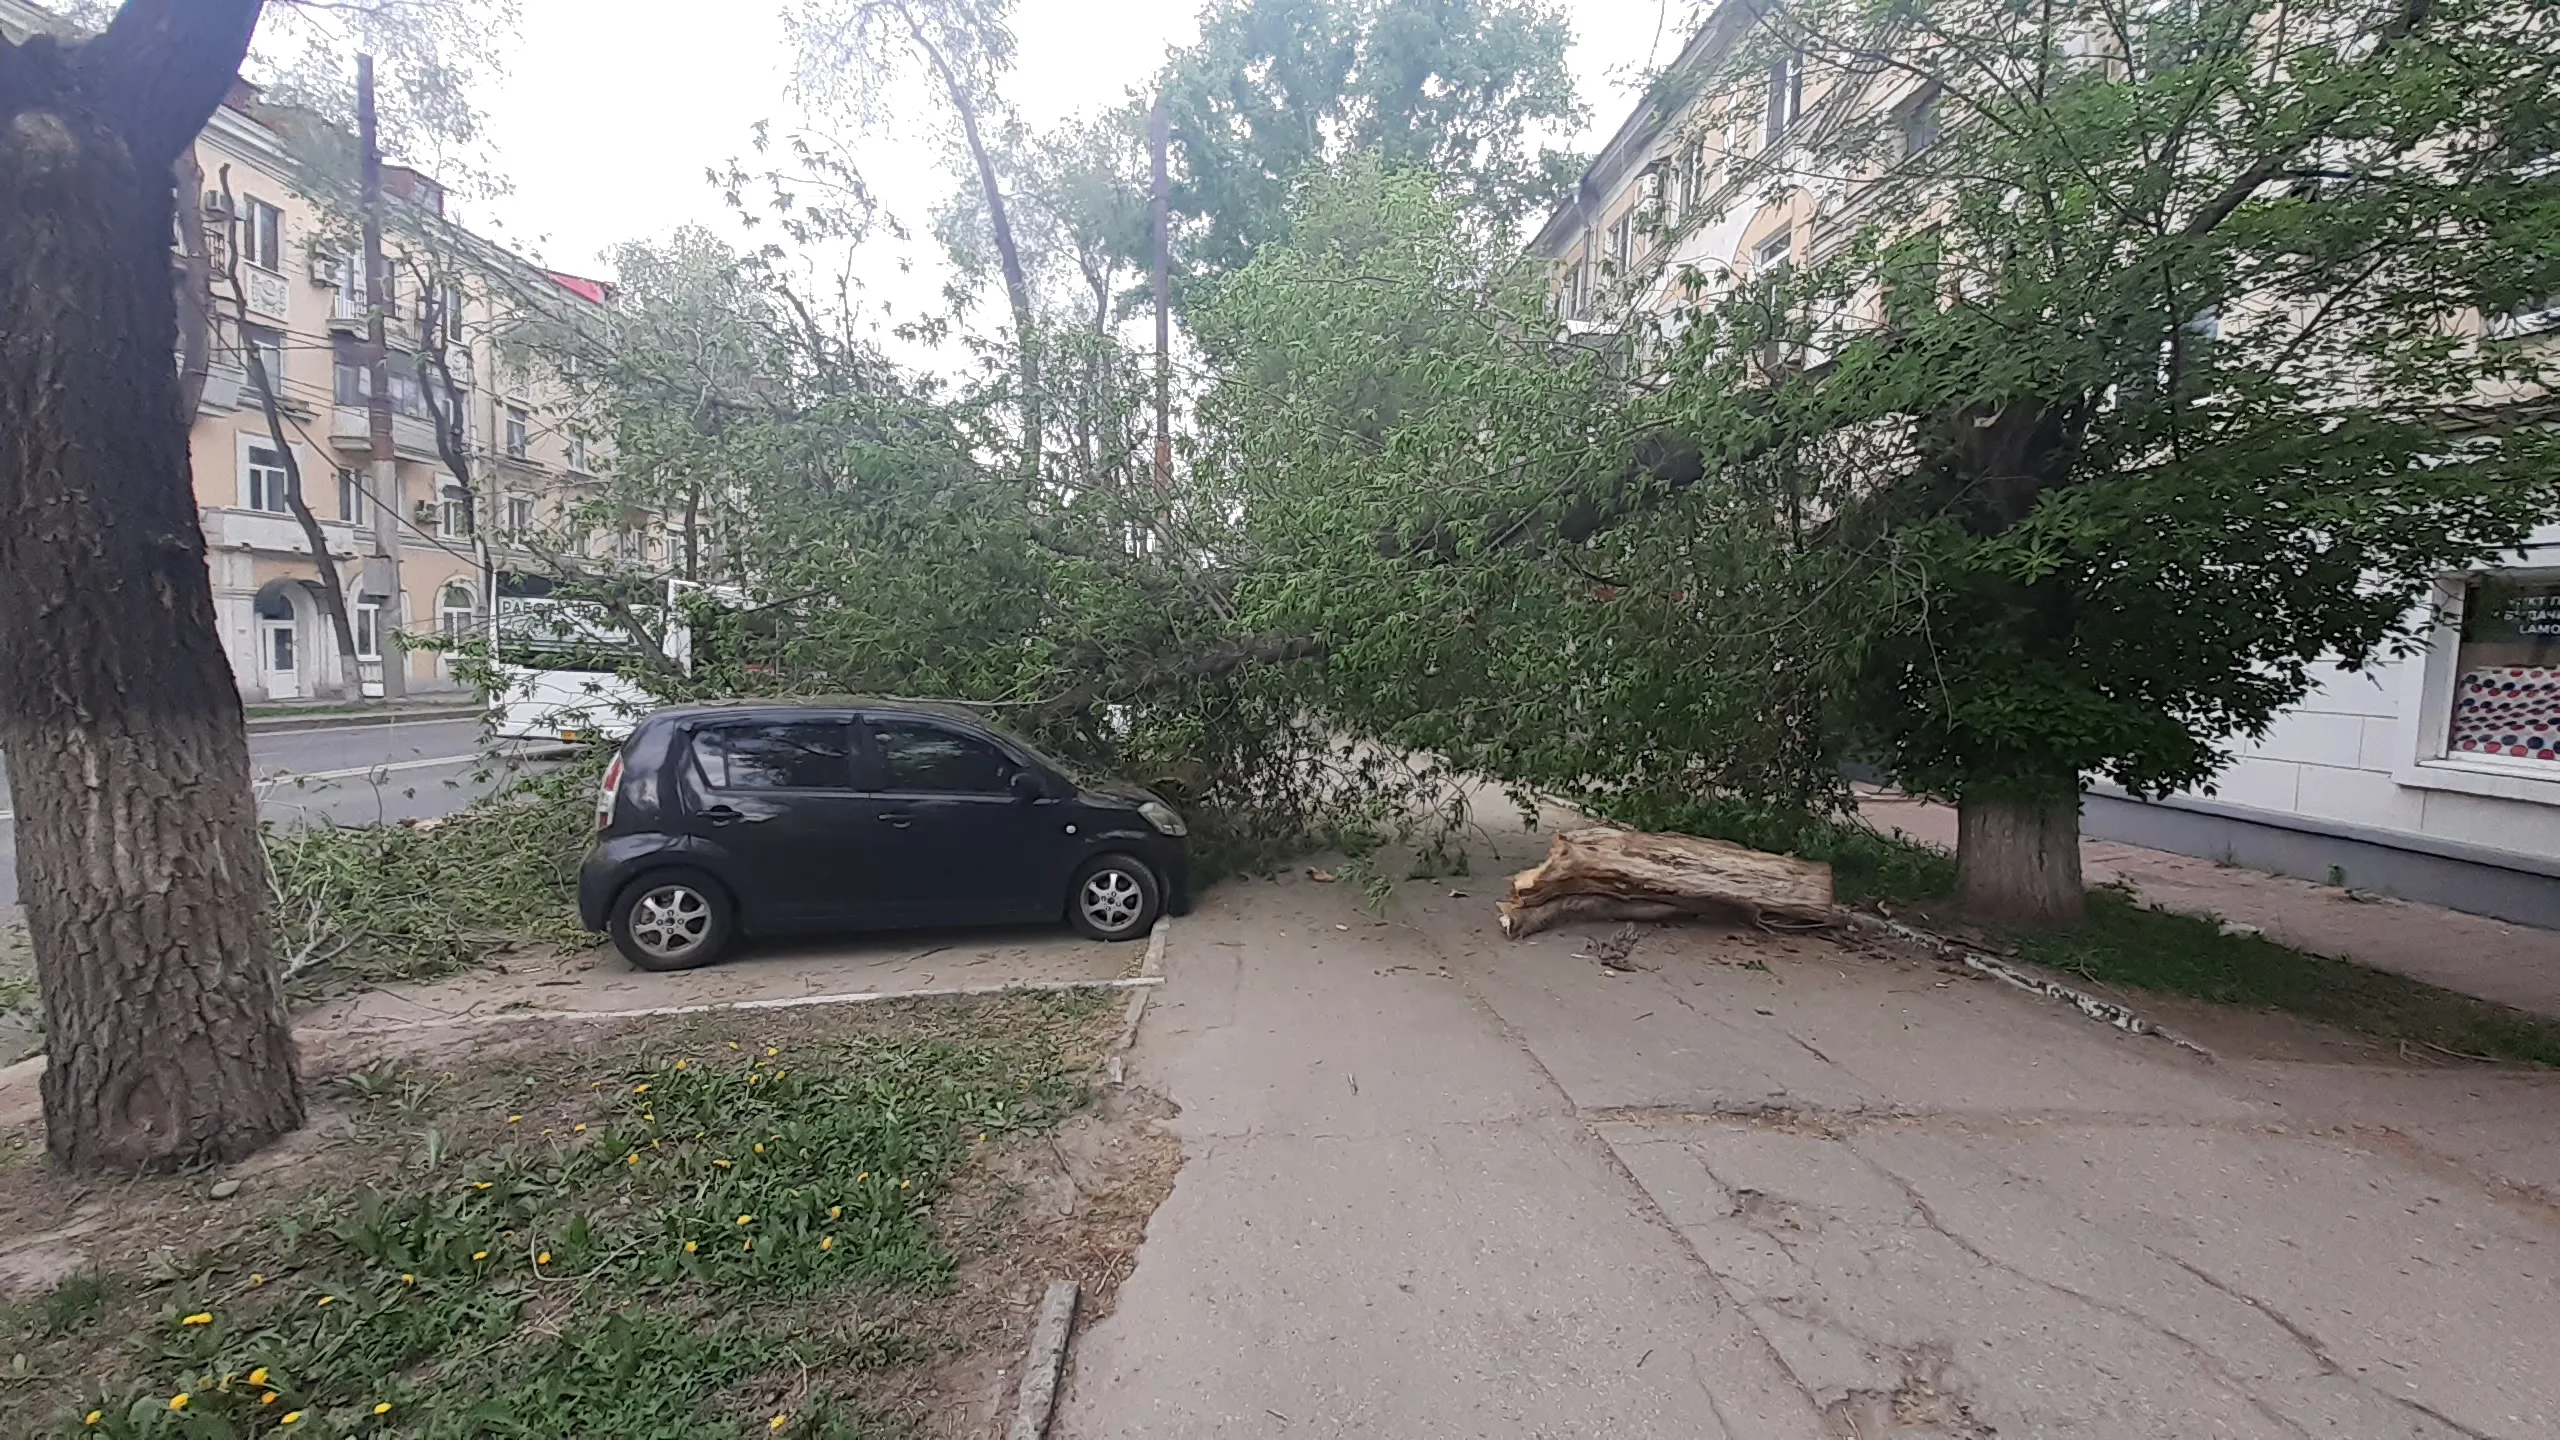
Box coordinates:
[462,0,1683,308]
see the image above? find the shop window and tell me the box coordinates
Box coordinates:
[2447,578,2560,765]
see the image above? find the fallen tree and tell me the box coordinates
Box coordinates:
[1498,827,1833,938]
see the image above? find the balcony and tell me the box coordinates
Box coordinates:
[330,405,444,464]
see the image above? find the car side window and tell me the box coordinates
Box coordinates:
[692,721,853,790]
[870,719,1017,795]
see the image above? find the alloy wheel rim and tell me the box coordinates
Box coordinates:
[1080,869,1145,934]
[630,885,711,958]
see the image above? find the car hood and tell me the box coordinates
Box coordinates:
[1080,779,1166,808]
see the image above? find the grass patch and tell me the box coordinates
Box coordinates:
[4,992,1115,1438]
[2013,888,2560,1066]
[264,750,606,990]
[1597,789,2560,1067]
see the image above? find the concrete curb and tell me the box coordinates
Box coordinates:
[1842,910,2214,1060]
[245,704,485,736]
[307,974,1167,1036]
[1006,1279,1080,1440]
[1107,917,1169,1085]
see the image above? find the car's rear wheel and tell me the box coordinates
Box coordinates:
[1068,854,1160,941]
[610,869,735,971]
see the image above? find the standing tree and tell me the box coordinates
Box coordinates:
[0,0,306,1169]
[1160,0,1584,283]
[1640,0,2560,922]
[791,0,1046,485]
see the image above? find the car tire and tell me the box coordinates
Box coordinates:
[609,868,736,971]
[1067,854,1161,942]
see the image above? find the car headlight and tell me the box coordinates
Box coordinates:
[1139,800,1187,837]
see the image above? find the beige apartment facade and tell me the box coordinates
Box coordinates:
[3,0,617,704]
[1533,1,2560,926]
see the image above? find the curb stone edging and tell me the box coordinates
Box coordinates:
[1107,918,1169,1085]
[1842,910,2215,1060]
[1007,1279,1080,1440]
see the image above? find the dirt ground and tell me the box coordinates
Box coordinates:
[0,992,1182,1438]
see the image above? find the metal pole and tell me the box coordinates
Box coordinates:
[359,54,406,697]
[1150,93,1172,495]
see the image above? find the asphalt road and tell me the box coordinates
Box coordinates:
[0,715,532,913]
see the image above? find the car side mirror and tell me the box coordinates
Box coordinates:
[1009,770,1048,803]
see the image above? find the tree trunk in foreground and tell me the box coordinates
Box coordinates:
[1956,792,2086,928]
[0,0,304,1172]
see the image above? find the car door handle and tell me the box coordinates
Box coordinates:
[700,804,745,825]
[876,810,914,829]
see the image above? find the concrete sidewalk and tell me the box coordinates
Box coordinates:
[1062,823,2560,1439]
[1860,791,2560,1019]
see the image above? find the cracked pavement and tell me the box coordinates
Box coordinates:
[1058,828,2560,1439]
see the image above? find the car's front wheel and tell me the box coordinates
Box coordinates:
[610,869,735,971]
[1068,854,1161,941]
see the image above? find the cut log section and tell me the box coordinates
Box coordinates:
[1499,827,1834,938]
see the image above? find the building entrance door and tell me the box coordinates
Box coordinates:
[260,620,300,699]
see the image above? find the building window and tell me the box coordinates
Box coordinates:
[1765,49,1804,144]
[243,443,289,513]
[439,484,474,537]
[506,495,536,538]
[505,406,531,459]
[438,581,477,638]
[565,435,589,472]
[1561,258,1589,319]
[242,324,285,386]
[2446,579,2560,767]
[1608,211,1635,272]
[337,466,367,525]
[243,197,283,272]
[354,599,383,660]
[1754,230,1794,276]
[1900,86,1942,157]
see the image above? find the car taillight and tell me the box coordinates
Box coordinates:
[595,752,625,831]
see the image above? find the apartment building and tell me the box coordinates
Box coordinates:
[3,0,619,703]
[1533,2,2560,925]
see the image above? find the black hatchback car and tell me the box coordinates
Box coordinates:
[577,701,1191,969]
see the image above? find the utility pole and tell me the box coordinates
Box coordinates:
[359,55,405,697]
[1150,93,1172,494]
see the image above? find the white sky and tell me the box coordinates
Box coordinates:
[463,0,1684,308]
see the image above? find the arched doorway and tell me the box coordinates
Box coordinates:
[251,581,304,699]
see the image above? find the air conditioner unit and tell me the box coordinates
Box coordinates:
[310,252,342,287]
[202,190,231,220]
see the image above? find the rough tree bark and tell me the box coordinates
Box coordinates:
[1955,792,2086,928]
[0,0,305,1172]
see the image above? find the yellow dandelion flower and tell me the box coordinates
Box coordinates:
[713,1158,733,1169]
[573,1123,587,1134]
[536,1251,552,1265]
[674,1060,688,1070]
[507,1115,523,1124]
[743,1239,753,1252]
[83,1412,101,1427]
[754,1143,765,1154]
[248,1368,268,1386]
[375,1402,393,1415]
[728,1042,739,1050]
[181,1312,213,1326]
[684,1240,698,1253]
[170,1394,190,1412]
[472,1250,489,1261]
[820,1236,834,1251]
[829,1206,842,1219]
[900,1178,911,1189]
[627,1152,641,1165]
[643,1111,655,1122]
[263,1392,281,1405]
[472,1181,492,1191]
[766,1047,779,1057]
[249,1273,265,1285]
[400,1273,416,1285]
[737,1214,754,1225]
[316,1295,335,1307]
[771,1416,788,1431]
[633,1083,650,1095]
[281,1412,304,1425]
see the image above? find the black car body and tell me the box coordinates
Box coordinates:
[577,700,1190,967]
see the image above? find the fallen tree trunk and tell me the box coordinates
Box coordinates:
[1499,827,1834,938]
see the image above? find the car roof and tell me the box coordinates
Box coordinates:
[644,697,1014,732]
